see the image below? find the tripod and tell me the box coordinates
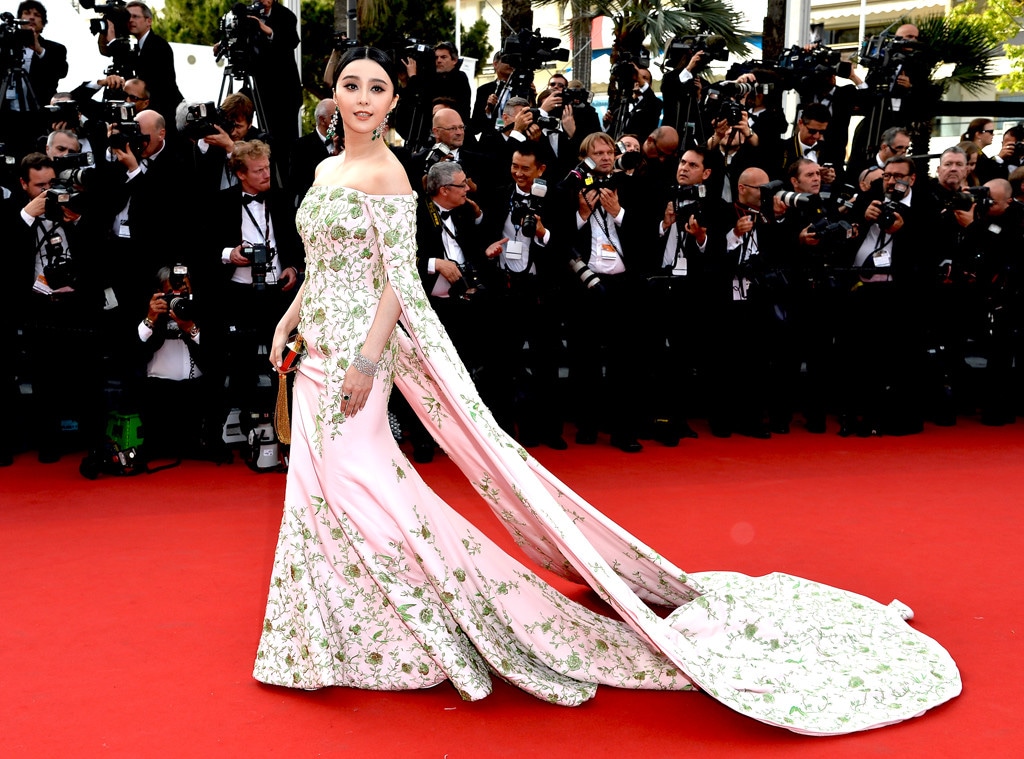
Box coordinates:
[219,63,269,135]
[0,62,40,153]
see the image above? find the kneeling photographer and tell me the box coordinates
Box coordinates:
[132,264,216,461]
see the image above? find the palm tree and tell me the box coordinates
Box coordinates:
[536,0,750,113]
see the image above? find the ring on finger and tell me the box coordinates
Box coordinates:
[342,393,351,401]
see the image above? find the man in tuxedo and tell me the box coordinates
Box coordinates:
[771,103,838,185]
[288,99,338,208]
[836,155,933,435]
[404,160,501,458]
[847,126,910,186]
[480,142,566,449]
[122,2,183,125]
[190,93,270,196]
[248,0,302,141]
[0,2,68,154]
[604,66,662,142]
[14,153,104,462]
[398,42,472,151]
[208,139,301,420]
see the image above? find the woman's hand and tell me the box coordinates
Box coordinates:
[340,363,374,418]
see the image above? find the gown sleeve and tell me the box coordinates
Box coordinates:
[363,194,962,735]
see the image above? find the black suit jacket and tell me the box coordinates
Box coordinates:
[27,37,68,108]
[251,2,302,140]
[134,32,184,124]
[208,185,303,286]
[288,131,330,208]
[415,197,490,295]
[480,181,561,282]
[470,78,503,137]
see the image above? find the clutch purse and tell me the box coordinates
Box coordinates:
[275,333,305,444]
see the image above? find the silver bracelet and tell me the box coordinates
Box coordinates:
[352,353,378,377]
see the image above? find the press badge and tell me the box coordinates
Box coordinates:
[600,243,617,260]
[117,221,131,238]
[505,239,524,260]
[672,257,688,276]
[872,250,891,268]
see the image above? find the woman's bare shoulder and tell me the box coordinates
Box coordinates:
[361,152,413,196]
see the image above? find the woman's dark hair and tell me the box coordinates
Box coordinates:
[962,117,993,142]
[334,47,401,91]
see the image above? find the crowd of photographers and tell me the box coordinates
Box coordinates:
[3,7,1024,469]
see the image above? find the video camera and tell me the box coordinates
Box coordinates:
[79,0,136,78]
[612,47,652,82]
[703,86,747,127]
[215,2,268,77]
[876,180,910,230]
[776,44,852,96]
[858,31,926,96]
[42,100,81,130]
[660,35,729,74]
[499,29,570,99]
[423,142,453,172]
[0,12,34,70]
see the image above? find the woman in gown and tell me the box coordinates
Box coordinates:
[255,48,960,735]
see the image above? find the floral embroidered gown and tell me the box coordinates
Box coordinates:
[254,186,961,735]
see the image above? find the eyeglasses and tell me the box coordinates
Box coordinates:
[887,144,909,153]
[979,129,995,134]
[436,125,465,132]
[443,182,468,189]
[803,126,826,136]
[881,172,910,180]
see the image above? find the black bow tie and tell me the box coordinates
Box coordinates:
[438,209,451,220]
[243,192,269,205]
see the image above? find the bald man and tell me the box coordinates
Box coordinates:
[288,98,340,208]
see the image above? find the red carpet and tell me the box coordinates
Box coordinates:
[2,420,1021,757]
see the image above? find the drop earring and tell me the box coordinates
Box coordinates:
[326,105,340,140]
[372,111,391,141]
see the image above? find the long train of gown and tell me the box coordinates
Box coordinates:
[254,186,960,735]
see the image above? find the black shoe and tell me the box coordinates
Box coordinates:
[543,436,568,450]
[38,448,61,464]
[709,422,732,438]
[738,424,771,440]
[805,414,826,434]
[678,422,699,439]
[575,430,598,445]
[610,435,643,453]
[770,421,790,435]
[413,442,435,463]
[837,416,854,437]
[651,421,680,447]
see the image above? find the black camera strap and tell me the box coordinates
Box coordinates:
[242,199,272,250]
[584,193,624,262]
[31,217,68,267]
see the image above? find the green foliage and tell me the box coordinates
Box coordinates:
[356,0,456,51]
[949,0,1024,92]
[460,18,493,70]
[539,0,751,58]
[300,0,336,100]
[153,0,232,46]
[914,13,1002,94]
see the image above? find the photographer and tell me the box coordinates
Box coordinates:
[986,123,1024,181]
[550,74,601,142]
[847,126,910,187]
[399,42,472,151]
[603,65,662,143]
[479,142,566,450]
[243,0,301,141]
[410,107,484,192]
[408,161,501,459]
[14,152,104,462]
[642,146,723,444]
[469,51,513,137]
[205,139,300,431]
[133,265,214,460]
[705,104,760,203]
[771,102,838,185]
[187,92,270,195]
[660,38,723,140]
[110,2,183,124]
[1,2,68,155]
[836,155,933,436]
[556,132,648,452]
[98,108,191,317]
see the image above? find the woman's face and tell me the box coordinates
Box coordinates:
[977,122,995,148]
[333,58,398,138]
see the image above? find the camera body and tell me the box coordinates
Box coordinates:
[661,35,728,73]
[43,100,81,130]
[45,152,95,221]
[499,29,571,99]
[527,107,560,131]
[241,244,274,290]
[671,183,707,227]
[423,142,453,172]
[181,101,237,140]
[448,262,486,300]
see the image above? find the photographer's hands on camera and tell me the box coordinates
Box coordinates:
[662,202,708,246]
[864,200,905,234]
[146,292,195,335]
[228,244,300,291]
[579,187,620,223]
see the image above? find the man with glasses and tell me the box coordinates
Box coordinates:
[113,2,183,125]
[773,103,838,186]
[836,154,932,436]
[849,126,910,181]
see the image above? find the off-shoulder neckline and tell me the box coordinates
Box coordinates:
[308,185,416,199]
